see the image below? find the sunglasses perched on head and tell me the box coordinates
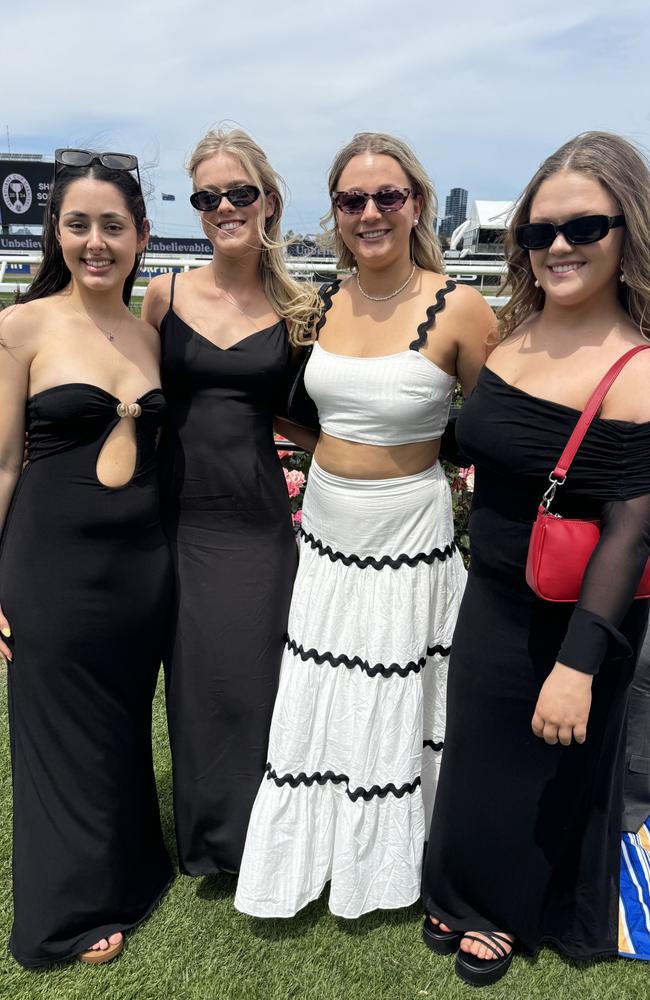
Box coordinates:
[55,148,141,187]
[190,185,261,212]
[332,187,412,214]
[516,214,625,251]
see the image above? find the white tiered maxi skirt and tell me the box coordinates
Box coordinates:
[235,459,466,919]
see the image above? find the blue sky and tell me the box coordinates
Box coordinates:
[4,0,650,237]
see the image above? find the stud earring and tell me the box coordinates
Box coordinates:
[534,279,540,288]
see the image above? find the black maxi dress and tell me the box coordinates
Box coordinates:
[422,366,650,960]
[158,276,297,875]
[0,384,173,969]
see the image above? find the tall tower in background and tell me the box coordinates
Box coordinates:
[438,187,468,240]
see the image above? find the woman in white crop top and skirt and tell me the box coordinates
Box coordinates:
[235,133,496,919]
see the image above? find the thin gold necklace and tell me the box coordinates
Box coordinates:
[69,303,124,342]
[356,263,416,302]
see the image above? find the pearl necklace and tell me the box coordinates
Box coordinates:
[356,263,416,302]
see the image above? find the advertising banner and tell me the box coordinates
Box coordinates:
[0,232,214,256]
[0,160,54,226]
[145,235,213,255]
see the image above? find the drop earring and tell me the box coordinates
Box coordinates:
[620,257,626,283]
[534,279,540,288]
[413,218,419,226]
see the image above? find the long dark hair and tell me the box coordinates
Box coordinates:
[18,160,147,306]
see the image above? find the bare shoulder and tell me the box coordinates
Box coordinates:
[433,279,498,348]
[445,281,496,321]
[0,299,46,356]
[128,313,162,354]
[597,334,650,423]
[333,274,354,299]
[144,271,174,305]
[323,273,352,312]
[142,271,175,327]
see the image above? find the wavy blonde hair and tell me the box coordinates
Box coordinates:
[320,132,445,274]
[499,131,650,340]
[188,126,319,345]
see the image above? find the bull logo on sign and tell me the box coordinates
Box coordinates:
[2,173,33,215]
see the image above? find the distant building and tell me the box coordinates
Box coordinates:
[448,200,514,258]
[438,187,468,240]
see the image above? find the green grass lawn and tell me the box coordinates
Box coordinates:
[0,671,648,999]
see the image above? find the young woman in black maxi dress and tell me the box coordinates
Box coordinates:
[422,131,650,986]
[142,128,318,876]
[0,152,172,968]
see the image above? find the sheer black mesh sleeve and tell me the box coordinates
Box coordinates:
[558,493,650,674]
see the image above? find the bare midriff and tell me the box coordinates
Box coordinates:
[314,432,441,480]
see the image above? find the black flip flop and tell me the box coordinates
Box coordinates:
[455,931,514,986]
[421,916,462,956]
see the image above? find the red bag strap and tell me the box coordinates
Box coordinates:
[552,344,650,481]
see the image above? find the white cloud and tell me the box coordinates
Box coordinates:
[4,0,650,234]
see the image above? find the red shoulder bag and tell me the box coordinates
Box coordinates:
[525,344,650,602]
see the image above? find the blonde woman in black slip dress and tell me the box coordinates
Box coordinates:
[142,128,318,876]
[422,132,650,986]
[0,151,171,968]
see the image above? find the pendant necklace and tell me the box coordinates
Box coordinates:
[70,303,123,342]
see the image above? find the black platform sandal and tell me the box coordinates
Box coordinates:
[455,931,514,986]
[421,916,462,956]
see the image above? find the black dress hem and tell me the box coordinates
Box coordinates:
[9,873,173,971]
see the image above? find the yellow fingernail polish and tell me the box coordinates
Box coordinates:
[1,627,11,638]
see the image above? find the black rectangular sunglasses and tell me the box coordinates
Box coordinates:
[516,214,625,251]
[54,148,141,188]
[190,185,261,212]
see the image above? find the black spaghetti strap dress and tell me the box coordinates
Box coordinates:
[158,274,297,875]
[0,384,172,969]
[422,366,650,960]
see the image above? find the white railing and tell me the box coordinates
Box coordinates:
[1,254,508,305]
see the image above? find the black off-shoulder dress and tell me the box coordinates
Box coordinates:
[422,366,650,959]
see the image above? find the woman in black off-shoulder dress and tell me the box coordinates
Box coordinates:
[0,152,171,968]
[422,132,650,985]
[143,127,318,875]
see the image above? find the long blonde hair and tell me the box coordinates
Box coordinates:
[499,131,650,339]
[320,132,445,274]
[188,127,319,345]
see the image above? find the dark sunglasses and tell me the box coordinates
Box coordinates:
[516,214,625,251]
[190,185,261,212]
[332,187,412,215]
[54,148,141,187]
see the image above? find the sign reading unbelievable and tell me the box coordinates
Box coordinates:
[0,160,54,226]
[0,232,214,255]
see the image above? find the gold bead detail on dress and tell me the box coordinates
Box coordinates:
[116,402,142,418]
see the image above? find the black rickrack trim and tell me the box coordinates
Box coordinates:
[286,636,451,677]
[298,527,457,569]
[265,764,420,802]
[423,740,444,752]
[314,279,342,339]
[409,280,457,352]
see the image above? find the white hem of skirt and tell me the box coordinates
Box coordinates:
[235,459,465,919]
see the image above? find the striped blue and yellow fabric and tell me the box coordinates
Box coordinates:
[619,816,650,960]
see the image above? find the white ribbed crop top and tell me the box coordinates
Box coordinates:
[304,279,457,447]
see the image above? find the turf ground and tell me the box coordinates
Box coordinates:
[0,672,648,1000]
